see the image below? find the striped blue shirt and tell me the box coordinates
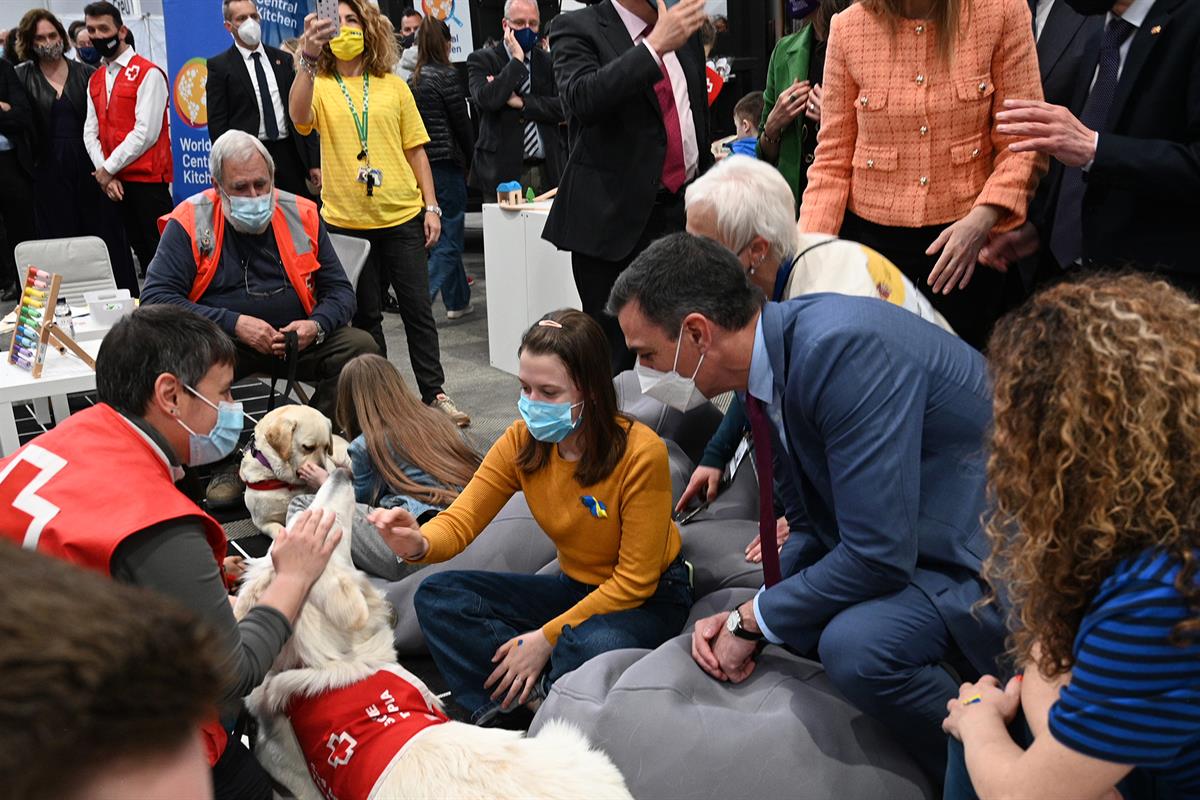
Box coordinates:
[1048,549,1200,796]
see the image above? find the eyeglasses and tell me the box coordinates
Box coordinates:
[240,248,289,299]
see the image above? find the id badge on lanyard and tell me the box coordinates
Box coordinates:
[335,72,382,196]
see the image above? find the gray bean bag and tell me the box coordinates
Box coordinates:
[614,370,724,467]
[679,519,766,597]
[378,493,558,655]
[532,633,934,800]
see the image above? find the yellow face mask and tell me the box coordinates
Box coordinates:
[330,27,365,61]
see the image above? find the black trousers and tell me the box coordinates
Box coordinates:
[571,189,687,375]
[326,216,447,403]
[840,212,1006,351]
[211,736,272,800]
[231,325,379,421]
[262,137,316,203]
[117,180,173,277]
[0,151,35,289]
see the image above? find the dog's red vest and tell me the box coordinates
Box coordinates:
[287,670,450,800]
[87,53,173,183]
[0,403,229,765]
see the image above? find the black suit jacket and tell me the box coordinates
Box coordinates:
[1036,0,1200,274]
[206,44,319,170]
[542,0,712,262]
[466,43,566,195]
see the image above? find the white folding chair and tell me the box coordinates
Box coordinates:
[329,233,371,291]
[15,237,117,306]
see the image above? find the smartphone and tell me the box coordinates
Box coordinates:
[317,0,341,35]
[673,499,710,526]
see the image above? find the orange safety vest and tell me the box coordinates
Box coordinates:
[0,403,230,766]
[87,53,173,183]
[158,188,321,314]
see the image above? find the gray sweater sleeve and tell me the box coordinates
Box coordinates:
[111,518,292,712]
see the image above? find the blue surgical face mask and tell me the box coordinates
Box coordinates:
[647,0,682,10]
[513,26,540,53]
[176,384,246,465]
[77,46,101,65]
[518,394,583,443]
[221,189,274,234]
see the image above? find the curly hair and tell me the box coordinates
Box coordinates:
[985,273,1200,678]
[315,0,398,78]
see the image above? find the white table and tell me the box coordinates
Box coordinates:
[0,339,102,456]
[482,202,582,376]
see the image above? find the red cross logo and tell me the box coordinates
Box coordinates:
[325,732,357,767]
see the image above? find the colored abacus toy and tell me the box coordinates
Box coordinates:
[6,268,95,378]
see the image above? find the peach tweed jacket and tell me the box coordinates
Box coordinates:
[798,0,1047,234]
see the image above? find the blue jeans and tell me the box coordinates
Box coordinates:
[414,557,694,724]
[427,160,470,312]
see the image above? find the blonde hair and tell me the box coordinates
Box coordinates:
[985,274,1200,678]
[316,0,398,78]
[336,355,481,507]
[860,0,966,63]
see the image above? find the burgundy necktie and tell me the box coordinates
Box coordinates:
[745,395,782,587]
[643,25,688,193]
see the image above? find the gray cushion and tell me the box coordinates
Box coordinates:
[664,440,695,509]
[684,587,757,630]
[681,454,761,523]
[381,493,558,655]
[532,635,934,800]
[614,371,724,466]
[680,518,767,597]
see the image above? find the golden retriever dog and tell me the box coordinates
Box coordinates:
[235,471,633,800]
[239,405,350,537]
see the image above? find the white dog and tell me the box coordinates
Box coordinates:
[239,405,350,537]
[235,470,633,800]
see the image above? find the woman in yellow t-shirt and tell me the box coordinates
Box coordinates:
[289,0,469,427]
[370,310,693,726]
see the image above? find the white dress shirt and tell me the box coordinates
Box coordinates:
[1034,0,1055,40]
[235,40,289,140]
[612,1,700,181]
[83,46,169,176]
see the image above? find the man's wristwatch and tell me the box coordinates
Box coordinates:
[425,204,442,217]
[726,606,764,642]
[313,320,326,345]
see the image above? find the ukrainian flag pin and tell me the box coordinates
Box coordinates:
[581,496,608,519]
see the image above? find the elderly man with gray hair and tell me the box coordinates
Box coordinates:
[675,154,954,521]
[142,129,375,427]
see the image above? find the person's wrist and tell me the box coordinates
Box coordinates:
[737,600,761,635]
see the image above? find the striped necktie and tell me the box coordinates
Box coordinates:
[521,59,543,160]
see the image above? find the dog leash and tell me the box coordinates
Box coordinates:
[267,330,310,410]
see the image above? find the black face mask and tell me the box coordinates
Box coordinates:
[92,33,121,58]
[400,32,416,48]
[1063,0,1114,15]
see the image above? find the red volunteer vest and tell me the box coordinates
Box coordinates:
[287,670,450,800]
[0,403,229,765]
[157,188,320,314]
[87,52,173,183]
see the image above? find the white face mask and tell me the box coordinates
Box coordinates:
[636,325,709,412]
[237,17,262,48]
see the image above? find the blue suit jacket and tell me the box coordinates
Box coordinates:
[755,295,1006,675]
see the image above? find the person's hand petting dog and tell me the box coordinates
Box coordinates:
[486,630,552,711]
[298,462,329,491]
[271,508,343,588]
[369,506,429,561]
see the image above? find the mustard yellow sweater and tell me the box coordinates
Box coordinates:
[419,418,682,643]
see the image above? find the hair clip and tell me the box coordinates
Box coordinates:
[538,319,564,329]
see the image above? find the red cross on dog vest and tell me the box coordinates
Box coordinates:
[287,670,450,800]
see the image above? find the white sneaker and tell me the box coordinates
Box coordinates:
[446,304,475,320]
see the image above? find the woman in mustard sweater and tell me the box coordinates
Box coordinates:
[369,309,692,725]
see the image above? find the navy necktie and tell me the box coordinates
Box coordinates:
[1049,15,1135,268]
[745,395,782,588]
[251,51,281,140]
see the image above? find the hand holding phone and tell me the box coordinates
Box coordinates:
[316,0,341,36]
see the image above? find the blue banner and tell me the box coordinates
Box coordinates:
[162,0,309,203]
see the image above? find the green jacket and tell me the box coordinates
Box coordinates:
[757,26,815,211]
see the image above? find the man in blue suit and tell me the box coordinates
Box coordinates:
[608,233,1006,778]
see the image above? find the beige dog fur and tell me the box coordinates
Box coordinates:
[239,405,350,537]
[235,471,633,800]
